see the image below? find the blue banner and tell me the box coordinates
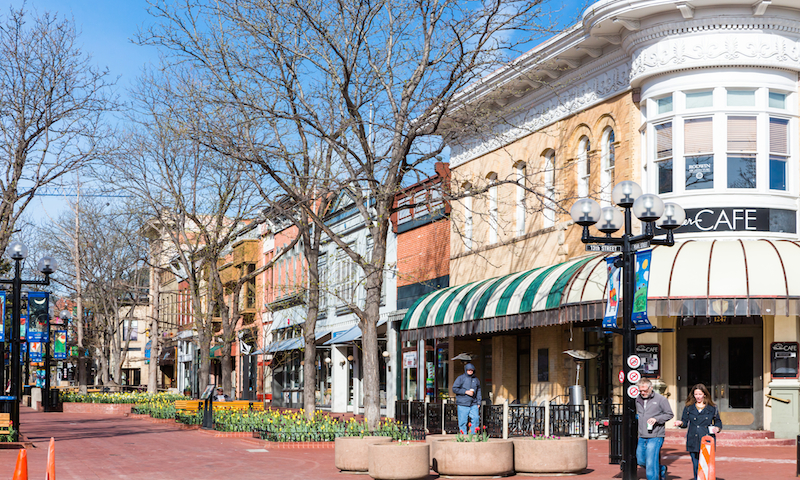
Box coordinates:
[632,249,653,330]
[603,256,621,330]
[54,330,67,359]
[29,341,43,362]
[27,292,49,343]
[0,291,4,343]
[20,342,26,361]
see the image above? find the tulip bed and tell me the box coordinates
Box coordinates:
[61,391,186,405]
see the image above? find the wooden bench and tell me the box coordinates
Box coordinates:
[0,413,11,435]
[173,399,264,413]
[214,400,264,412]
[174,400,203,413]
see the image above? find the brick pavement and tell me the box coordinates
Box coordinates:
[0,407,796,479]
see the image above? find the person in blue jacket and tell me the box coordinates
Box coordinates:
[452,362,481,434]
[673,383,723,480]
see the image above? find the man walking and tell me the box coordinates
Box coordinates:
[636,378,673,480]
[452,363,481,434]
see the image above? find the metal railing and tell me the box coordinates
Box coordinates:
[395,400,595,438]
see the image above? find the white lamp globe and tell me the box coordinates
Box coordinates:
[611,181,643,207]
[632,194,665,222]
[569,198,601,226]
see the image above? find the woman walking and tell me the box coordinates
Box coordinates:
[673,384,723,480]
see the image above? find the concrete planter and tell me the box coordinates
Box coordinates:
[368,442,429,480]
[334,436,394,472]
[512,437,588,474]
[62,402,133,415]
[425,434,455,469]
[433,439,514,476]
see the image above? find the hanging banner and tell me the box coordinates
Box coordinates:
[632,250,653,330]
[20,342,26,361]
[20,315,27,341]
[29,341,43,363]
[27,292,49,343]
[603,256,621,330]
[54,330,68,360]
[0,291,5,343]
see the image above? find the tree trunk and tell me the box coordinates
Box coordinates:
[148,258,161,394]
[303,228,321,419]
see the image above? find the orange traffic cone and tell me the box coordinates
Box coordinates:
[12,448,28,480]
[46,437,56,480]
[698,435,715,480]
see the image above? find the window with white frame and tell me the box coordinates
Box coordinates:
[543,151,556,228]
[770,117,789,191]
[515,162,526,236]
[397,196,412,224]
[648,85,796,196]
[463,183,473,249]
[655,122,673,194]
[487,173,498,244]
[601,129,615,205]
[335,246,357,305]
[317,253,328,314]
[685,117,714,190]
[577,137,590,198]
[727,116,757,189]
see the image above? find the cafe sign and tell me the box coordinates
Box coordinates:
[674,207,795,234]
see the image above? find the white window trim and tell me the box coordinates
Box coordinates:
[488,173,498,244]
[578,137,590,198]
[543,151,556,228]
[601,129,615,206]
[515,162,526,237]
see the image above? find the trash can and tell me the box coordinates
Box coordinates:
[49,389,61,412]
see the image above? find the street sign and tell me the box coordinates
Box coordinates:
[586,244,622,253]
[618,370,625,383]
[627,370,641,384]
[627,385,640,398]
[631,241,651,251]
[626,355,641,369]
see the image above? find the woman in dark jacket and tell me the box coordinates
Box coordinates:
[673,384,723,480]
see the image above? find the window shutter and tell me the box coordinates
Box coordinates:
[770,118,788,154]
[727,116,757,151]
[684,117,713,154]
[655,122,672,159]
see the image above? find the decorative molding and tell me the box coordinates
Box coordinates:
[576,47,604,58]
[539,69,560,79]
[450,62,631,168]
[558,57,582,69]
[614,17,641,31]
[595,34,622,45]
[753,0,771,17]
[630,28,800,85]
[676,3,695,19]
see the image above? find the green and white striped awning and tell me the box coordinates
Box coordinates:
[401,254,608,341]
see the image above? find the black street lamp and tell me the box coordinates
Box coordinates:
[0,241,58,438]
[570,181,685,480]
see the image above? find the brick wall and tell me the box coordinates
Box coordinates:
[396,219,450,288]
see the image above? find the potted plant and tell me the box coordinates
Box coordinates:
[432,425,513,476]
[512,434,587,474]
[368,441,429,480]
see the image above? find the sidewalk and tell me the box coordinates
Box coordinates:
[1,407,796,479]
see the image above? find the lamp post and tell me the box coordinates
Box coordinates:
[0,242,58,438]
[569,181,684,480]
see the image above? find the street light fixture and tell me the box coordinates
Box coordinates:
[0,242,57,439]
[570,182,684,480]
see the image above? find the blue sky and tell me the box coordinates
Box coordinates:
[15,0,592,221]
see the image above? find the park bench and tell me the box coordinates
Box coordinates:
[0,413,11,435]
[173,399,264,413]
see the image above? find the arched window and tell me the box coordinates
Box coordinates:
[578,136,591,198]
[543,150,556,227]
[462,182,473,250]
[601,128,616,205]
[514,162,526,236]
[487,173,498,244]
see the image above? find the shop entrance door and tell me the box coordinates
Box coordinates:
[677,325,762,430]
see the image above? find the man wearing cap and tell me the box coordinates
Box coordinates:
[452,363,481,434]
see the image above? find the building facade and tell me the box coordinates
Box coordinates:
[402,0,800,437]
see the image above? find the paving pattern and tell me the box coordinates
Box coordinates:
[0,407,796,479]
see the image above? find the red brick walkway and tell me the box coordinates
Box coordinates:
[0,407,796,479]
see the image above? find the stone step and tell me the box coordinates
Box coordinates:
[666,429,774,439]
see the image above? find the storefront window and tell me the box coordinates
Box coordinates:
[436,342,449,400]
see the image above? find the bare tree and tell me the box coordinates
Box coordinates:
[0,6,116,257]
[104,68,261,395]
[140,0,554,427]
